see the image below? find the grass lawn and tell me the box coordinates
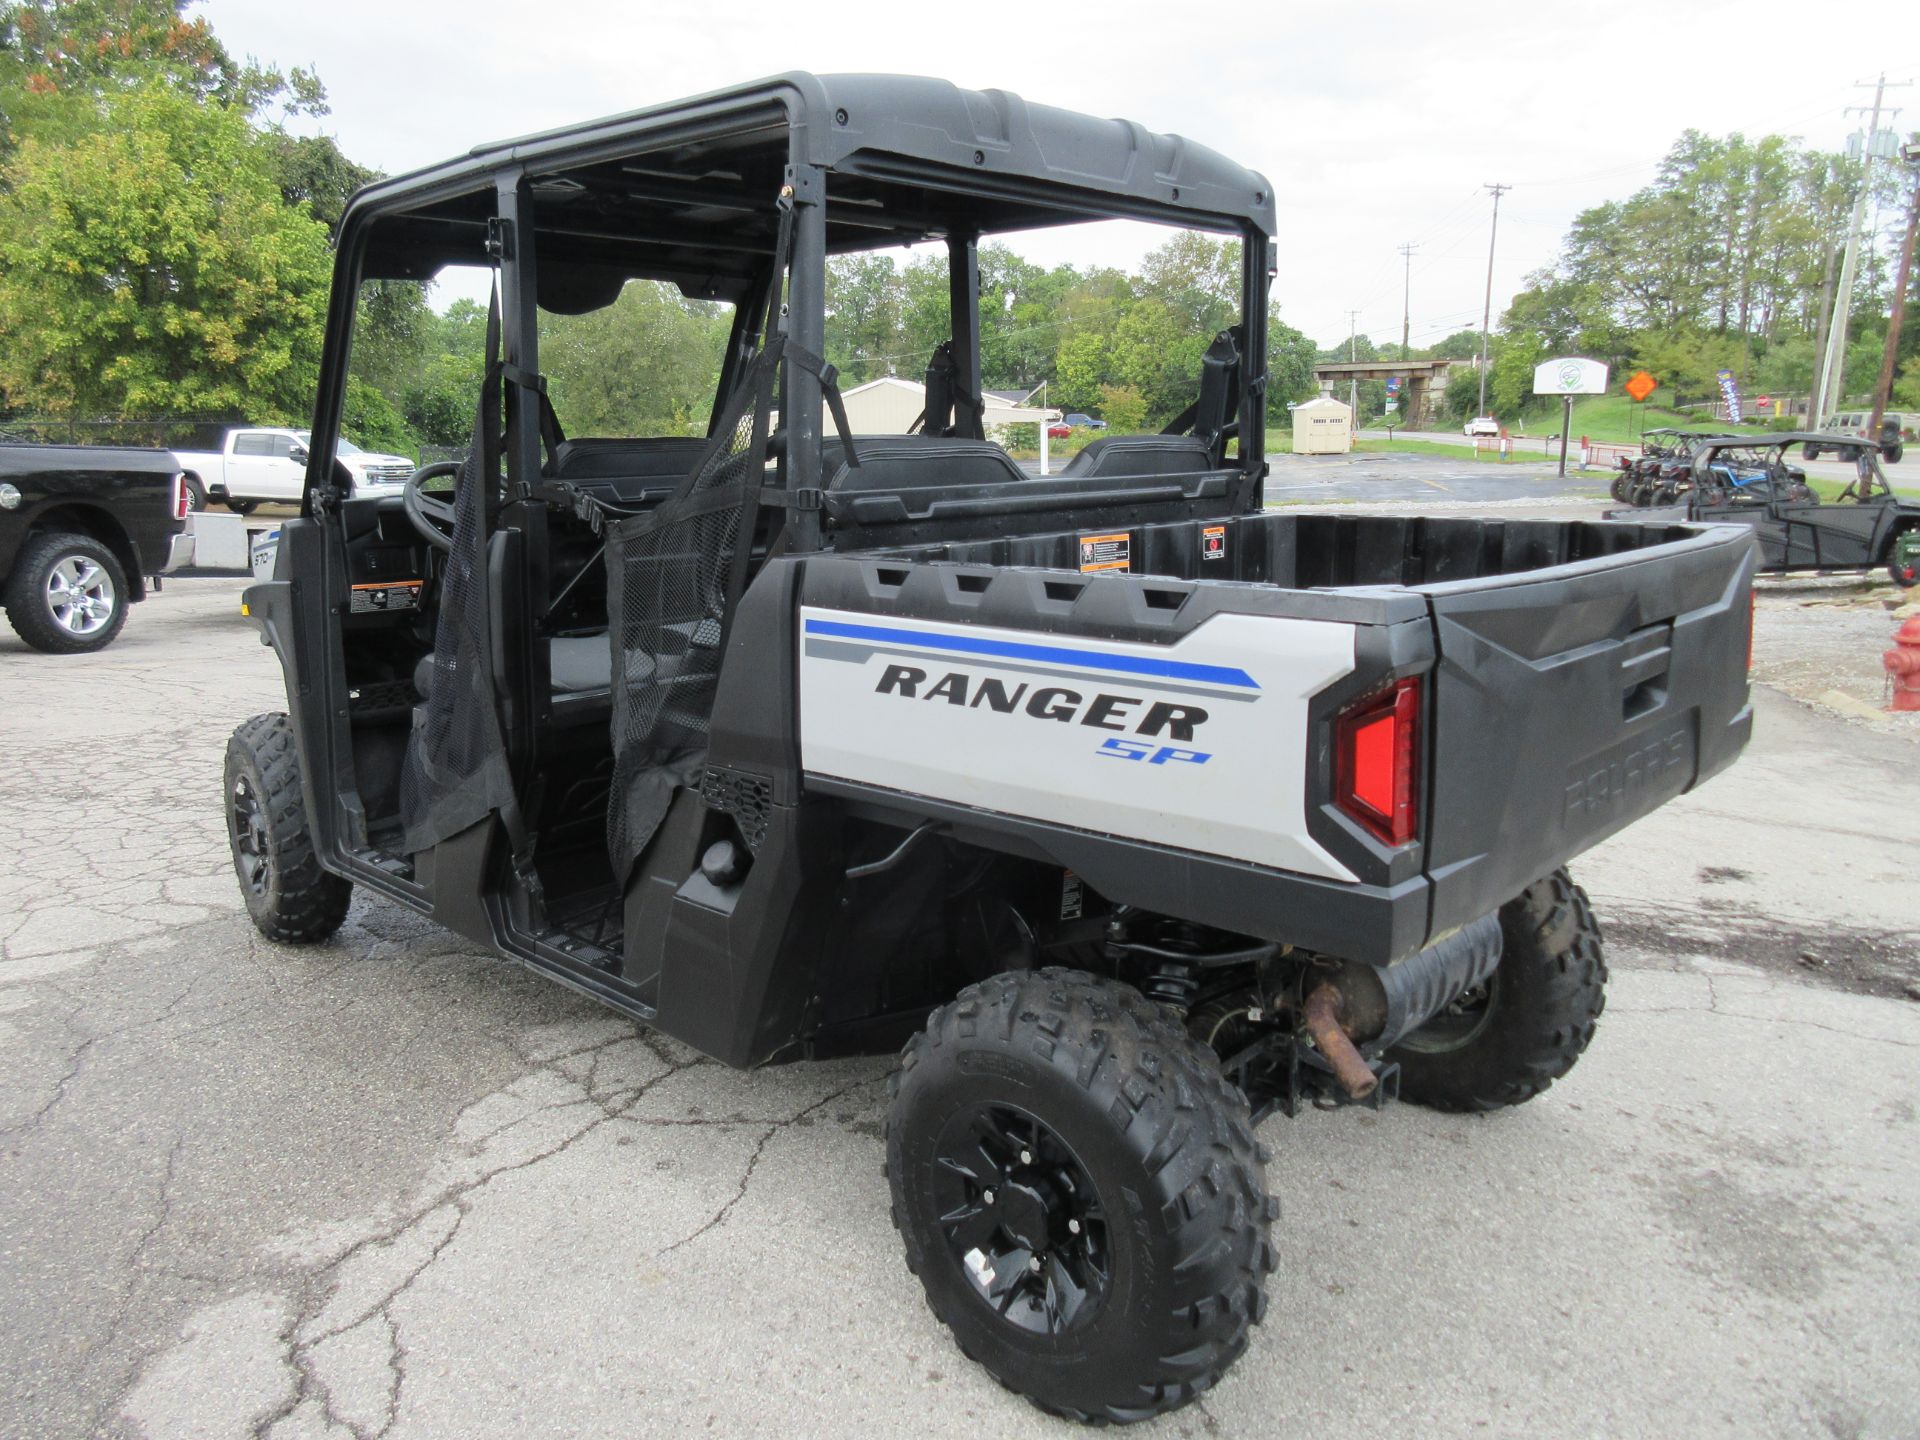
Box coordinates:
[1511,389,1778,446]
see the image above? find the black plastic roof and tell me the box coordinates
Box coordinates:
[346,73,1276,277]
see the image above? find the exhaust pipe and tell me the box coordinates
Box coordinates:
[1303,983,1378,1100]
[1300,913,1506,1101]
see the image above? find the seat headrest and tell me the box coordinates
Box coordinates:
[824,435,1027,491]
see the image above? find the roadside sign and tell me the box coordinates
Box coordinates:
[1624,371,1657,403]
[1384,399,1397,412]
[1757,395,1772,411]
[1533,357,1609,396]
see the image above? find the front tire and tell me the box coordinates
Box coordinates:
[1389,869,1607,1113]
[225,713,351,944]
[3,530,129,653]
[887,969,1276,1424]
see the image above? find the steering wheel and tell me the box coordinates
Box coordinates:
[403,462,464,551]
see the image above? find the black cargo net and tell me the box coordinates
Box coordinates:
[604,339,784,878]
[399,304,515,855]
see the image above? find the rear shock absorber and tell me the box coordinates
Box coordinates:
[1141,961,1200,1011]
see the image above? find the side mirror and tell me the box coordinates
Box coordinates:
[288,444,309,464]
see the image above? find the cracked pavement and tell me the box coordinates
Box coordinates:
[3,573,1919,1440]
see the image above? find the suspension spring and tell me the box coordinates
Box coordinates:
[1141,962,1200,1012]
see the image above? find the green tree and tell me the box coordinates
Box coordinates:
[0,80,331,421]
[824,253,903,385]
[1266,316,1317,408]
[1442,366,1484,422]
[1140,232,1239,337]
[1489,333,1544,418]
[1427,330,1484,361]
[540,281,732,437]
[1097,383,1147,433]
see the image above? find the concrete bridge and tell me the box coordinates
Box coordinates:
[1311,358,1463,429]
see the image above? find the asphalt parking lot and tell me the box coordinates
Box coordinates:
[4,480,1919,1439]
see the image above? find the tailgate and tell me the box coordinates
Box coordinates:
[1420,523,1755,935]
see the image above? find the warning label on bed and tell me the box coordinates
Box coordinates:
[1202,524,1227,562]
[350,581,423,614]
[1078,532,1131,573]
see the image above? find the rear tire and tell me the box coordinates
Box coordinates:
[224,713,351,944]
[3,530,129,654]
[226,498,258,517]
[1389,869,1607,1113]
[887,969,1276,1424]
[183,475,207,511]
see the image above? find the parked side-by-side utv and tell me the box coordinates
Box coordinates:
[224,73,1755,1422]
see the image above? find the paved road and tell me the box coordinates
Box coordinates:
[3,564,1918,1439]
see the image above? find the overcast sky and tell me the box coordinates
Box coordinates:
[204,0,1916,352]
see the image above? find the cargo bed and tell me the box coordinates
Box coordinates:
[787,511,1756,962]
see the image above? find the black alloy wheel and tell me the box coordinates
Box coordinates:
[932,1104,1110,1336]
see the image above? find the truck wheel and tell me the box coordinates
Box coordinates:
[183,476,207,511]
[3,530,129,653]
[226,498,258,516]
[887,968,1276,1424]
[1389,869,1606,1113]
[224,713,351,944]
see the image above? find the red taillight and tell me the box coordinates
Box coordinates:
[172,473,189,520]
[1335,676,1421,847]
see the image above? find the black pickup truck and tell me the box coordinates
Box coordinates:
[222,74,1756,1424]
[0,442,191,652]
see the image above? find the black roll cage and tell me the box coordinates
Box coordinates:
[300,73,1281,532]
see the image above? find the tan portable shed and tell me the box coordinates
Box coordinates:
[1291,396,1353,454]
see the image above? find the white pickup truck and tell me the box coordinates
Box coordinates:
[173,427,414,514]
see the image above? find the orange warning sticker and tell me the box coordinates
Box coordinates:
[1078,532,1131,573]
[1202,524,1227,561]
[348,580,423,614]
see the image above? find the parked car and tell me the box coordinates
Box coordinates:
[173,427,415,514]
[1,443,191,652]
[1061,412,1107,430]
[1463,416,1500,437]
[1807,411,1912,464]
[226,74,1753,1424]
[1045,421,1071,439]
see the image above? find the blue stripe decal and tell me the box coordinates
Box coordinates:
[803,617,1259,690]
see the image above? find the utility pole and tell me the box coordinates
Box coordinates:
[1347,309,1360,418]
[1476,184,1510,418]
[1398,243,1417,355]
[1869,140,1920,447]
[1814,74,1910,427]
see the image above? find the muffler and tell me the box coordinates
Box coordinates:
[1304,912,1504,1098]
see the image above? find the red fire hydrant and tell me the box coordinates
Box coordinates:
[1884,616,1920,712]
